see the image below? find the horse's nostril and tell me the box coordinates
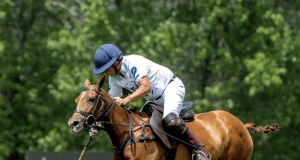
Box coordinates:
[73,121,80,127]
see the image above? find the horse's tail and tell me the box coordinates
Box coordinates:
[244,122,279,134]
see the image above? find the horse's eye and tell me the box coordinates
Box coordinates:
[88,97,95,102]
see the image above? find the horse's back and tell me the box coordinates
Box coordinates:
[187,110,253,160]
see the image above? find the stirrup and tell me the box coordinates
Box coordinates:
[192,149,211,160]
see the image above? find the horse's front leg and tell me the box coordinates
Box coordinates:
[113,150,124,160]
[117,143,142,160]
[112,143,146,160]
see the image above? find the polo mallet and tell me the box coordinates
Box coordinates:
[79,136,93,160]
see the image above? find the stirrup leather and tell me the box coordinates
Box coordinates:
[192,149,211,160]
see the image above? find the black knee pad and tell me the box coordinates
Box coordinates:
[162,113,190,137]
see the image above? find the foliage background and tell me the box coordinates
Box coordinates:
[0,0,299,159]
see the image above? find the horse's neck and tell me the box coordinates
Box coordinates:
[103,105,147,145]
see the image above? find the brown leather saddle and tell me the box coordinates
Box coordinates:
[141,102,195,149]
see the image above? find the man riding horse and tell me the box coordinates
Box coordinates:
[92,44,211,160]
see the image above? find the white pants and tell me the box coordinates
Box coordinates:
[153,77,186,118]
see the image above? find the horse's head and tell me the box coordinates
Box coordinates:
[68,75,111,134]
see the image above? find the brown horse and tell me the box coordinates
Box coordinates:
[68,75,279,160]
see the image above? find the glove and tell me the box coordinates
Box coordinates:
[89,127,100,138]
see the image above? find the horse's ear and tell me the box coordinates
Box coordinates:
[96,75,106,89]
[84,79,90,87]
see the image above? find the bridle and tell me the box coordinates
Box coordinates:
[74,87,116,128]
[73,86,155,155]
[74,86,118,160]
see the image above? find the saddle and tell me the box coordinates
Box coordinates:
[141,102,195,149]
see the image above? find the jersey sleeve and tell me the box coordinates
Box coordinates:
[108,77,123,97]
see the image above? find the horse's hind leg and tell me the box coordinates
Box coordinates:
[220,139,253,160]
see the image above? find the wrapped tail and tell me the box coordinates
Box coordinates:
[245,122,279,133]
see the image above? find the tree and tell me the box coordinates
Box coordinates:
[0,0,299,159]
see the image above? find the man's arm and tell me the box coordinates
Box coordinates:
[114,76,151,105]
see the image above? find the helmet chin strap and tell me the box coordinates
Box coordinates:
[113,59,122,76]
[113,65,118,75]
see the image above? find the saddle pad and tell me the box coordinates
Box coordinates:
[150,108,178,149]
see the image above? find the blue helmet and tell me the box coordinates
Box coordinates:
[93,44,122,75]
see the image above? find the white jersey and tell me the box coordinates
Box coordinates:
[108,55,174,101]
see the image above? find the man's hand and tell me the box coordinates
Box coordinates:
[114,97,130,105]
[113,76,151,106]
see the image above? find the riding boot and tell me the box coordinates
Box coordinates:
[162,113,211,160]
[187,129,211,160]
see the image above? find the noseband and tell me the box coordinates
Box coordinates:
[74,87,116,127]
